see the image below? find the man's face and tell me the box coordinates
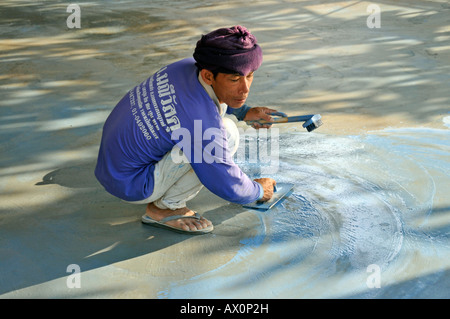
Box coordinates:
[202,70,254,109]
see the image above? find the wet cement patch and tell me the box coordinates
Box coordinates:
[152,128,449,298]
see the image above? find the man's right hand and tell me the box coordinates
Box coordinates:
[254,178,277,202]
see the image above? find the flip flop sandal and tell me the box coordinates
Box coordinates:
[141,213,214,235]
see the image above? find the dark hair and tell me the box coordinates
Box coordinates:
[195,62,237,79]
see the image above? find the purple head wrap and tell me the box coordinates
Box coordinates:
[193,25,263,76]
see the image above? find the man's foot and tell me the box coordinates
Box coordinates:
[143,202,213,233]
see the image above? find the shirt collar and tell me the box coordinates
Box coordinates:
[198,72,227,116]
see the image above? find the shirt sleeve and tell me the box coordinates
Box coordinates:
[256,182,264,200]
[175,115,262,205]
[191,129,263,205]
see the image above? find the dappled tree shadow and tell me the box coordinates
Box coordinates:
[0,0,448,297]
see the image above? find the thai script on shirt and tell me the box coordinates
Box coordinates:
[129,66,181,140]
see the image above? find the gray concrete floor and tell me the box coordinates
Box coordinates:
[1,1,449,298]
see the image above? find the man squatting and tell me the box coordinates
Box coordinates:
[95,26,279,234]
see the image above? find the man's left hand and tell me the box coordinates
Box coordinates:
[243,107,278,129]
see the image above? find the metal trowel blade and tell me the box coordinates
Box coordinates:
[242,183,294,211]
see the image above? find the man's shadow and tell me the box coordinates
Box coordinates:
[2,162,190,295]
[3,161,249,296]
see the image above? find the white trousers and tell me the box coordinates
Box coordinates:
[128,117,240,210]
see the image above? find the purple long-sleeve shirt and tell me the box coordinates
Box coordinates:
[95,58,263,204]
